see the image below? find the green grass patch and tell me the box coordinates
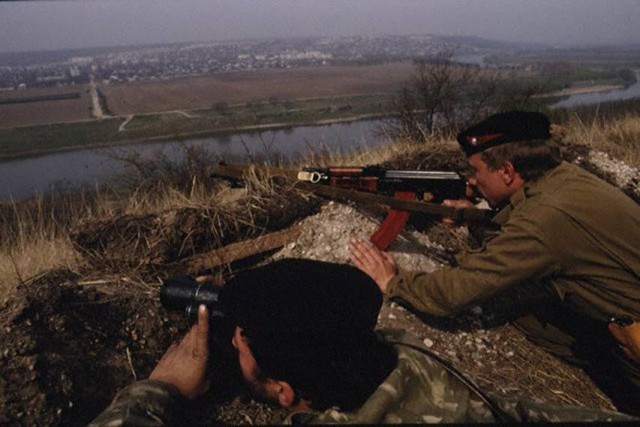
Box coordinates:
[0,119,124,158]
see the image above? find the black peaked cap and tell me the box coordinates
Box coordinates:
[457,111,551,156]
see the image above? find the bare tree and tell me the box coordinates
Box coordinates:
[385,50,505,142]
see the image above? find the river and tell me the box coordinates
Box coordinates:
[0,119,387,201]
[4,76,640,202]
[551,77,640,109]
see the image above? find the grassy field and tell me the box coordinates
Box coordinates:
[0,117,124,159]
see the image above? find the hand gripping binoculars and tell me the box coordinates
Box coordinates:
[160,276,226,320]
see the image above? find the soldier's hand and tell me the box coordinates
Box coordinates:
[348,237,396,294]
[149,304,211,399]
[196,274,224,288]
[608,321,640,364]
[442,199,476,226]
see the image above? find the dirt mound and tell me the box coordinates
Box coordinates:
[0,203,619,425]
[0,271,179,425]
[0,268,294,425]
[71,188,321,274]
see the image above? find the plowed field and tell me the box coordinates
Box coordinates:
[100,62,414,115]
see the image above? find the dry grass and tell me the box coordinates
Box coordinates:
[114,179,234,216]
[0,236,79,301]
[0,192,101,298]
[2,112,639,297]
[0,139,389,295]
[562,112,640,166]
[297,135,461,168]
[0,152,306,296]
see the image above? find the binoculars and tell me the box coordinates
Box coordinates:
[160,276,226,320]
[160,275,247,398]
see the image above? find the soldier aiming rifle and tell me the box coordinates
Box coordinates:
[349,110,640,415]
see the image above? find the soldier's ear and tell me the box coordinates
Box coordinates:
[275,381,296,407]
[499,161,517,186]
[275,381,311,410]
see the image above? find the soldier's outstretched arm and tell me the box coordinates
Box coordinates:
[351,213,560,317]
[89,305,210,426]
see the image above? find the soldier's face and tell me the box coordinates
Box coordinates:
[467,153,514,208]
[231,326,301,408]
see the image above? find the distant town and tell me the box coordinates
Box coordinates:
[0,34,514,91]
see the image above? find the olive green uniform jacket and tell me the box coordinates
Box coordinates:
[388,162,640,321]
[387,162,640,410]
[89,329,637,425]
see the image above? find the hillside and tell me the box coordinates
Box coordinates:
[1,116,639,424]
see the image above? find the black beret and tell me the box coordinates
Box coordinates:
[219,258,382,338]
[457,111,551,156]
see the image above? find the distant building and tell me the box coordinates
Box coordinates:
[279,50,333,60]
[71,56,93,65]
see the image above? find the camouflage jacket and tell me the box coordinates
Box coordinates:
[89,329,637,425]
[285,329,636,424]
[88,379,183,426]
[387,162,640,321]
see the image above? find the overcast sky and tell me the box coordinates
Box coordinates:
[1,0,639,53]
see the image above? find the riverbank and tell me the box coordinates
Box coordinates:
[0,93,394,161]
[4,74,639,162]
[0,118,389,201]
[540,84,624,98]
[0,111,393,162]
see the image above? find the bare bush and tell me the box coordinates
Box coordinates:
[384,50,549,142]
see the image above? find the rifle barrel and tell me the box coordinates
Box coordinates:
[384,170,462,180]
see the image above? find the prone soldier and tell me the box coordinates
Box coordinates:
[349,111,640,415]
[90,259,638,424]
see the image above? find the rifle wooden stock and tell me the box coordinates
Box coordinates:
[216,163,493,249]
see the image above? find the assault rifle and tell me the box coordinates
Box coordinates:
[215,163,493,250]
[297,165,467,202]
